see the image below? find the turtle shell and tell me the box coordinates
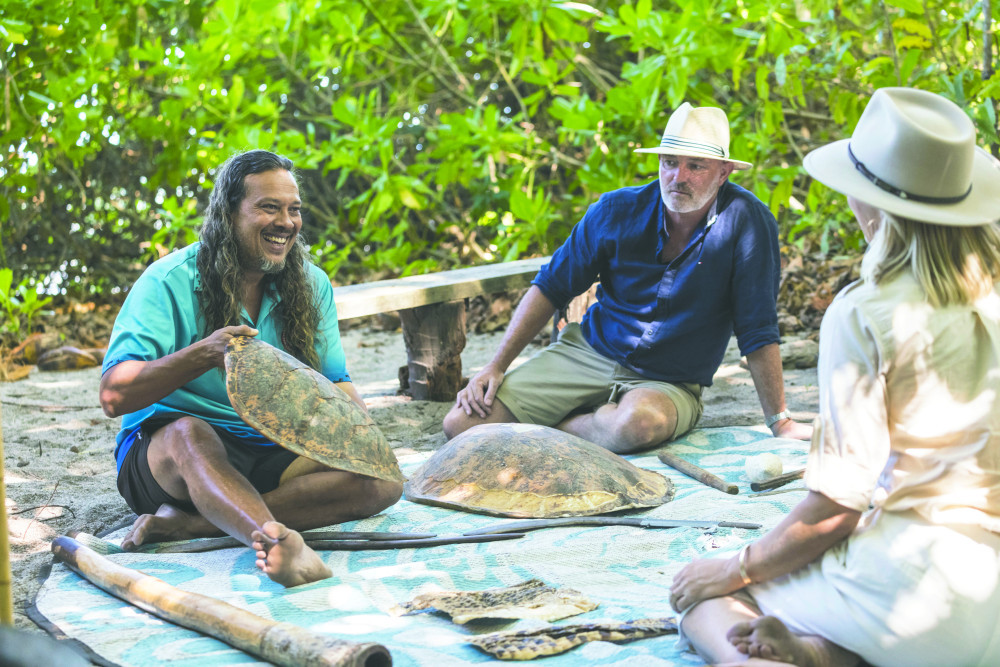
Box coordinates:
[224,336,405,483]
[404,423,673,518]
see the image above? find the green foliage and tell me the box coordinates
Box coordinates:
[1,0,998,302]
[0,268,52,335]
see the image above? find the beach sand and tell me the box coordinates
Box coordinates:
[1,325,819,637]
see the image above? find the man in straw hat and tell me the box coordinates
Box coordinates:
[100,150,402,587]
[444,102,811,451]
[669,87,1000,666]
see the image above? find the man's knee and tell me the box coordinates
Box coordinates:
[442,406,474,440]
[154,416,225,462]
[612,403,674,451]
[361,478,403,515]
[441,400,517,440]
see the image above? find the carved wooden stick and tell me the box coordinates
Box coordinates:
[657,451,739,495]
[751,468,806,492]
[51,536,391,667]
[139,530,437,554]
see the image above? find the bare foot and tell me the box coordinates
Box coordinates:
[121,504,218,551]
[251,521,332,587]
[727,616,820,666]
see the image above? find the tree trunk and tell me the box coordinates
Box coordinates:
[553,283,599,340]
[398,300,467,401]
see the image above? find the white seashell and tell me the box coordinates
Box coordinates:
[745,453,783,483]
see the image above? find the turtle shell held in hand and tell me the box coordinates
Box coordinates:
[224,336,405,483]
[404,423,673,518]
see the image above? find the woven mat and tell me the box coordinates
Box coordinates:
[32,427,808,666]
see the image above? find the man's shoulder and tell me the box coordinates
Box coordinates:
[597,180,659,207]
[302,258,333,293]
[716,182,775,229]
[128,244,200,299]
[584,181,660,228]
[144,243,200,278]
[718,181,769,213]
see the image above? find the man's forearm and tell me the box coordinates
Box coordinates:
[99,343,218,417]
[487,285,557,372]
[745,342,787,419]
[100,325,257,418]
[336,381,369,416]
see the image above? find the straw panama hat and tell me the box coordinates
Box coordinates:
[635,102,753,170]
[803,87,1000,226]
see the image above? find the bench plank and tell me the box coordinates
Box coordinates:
[333,256,548,321]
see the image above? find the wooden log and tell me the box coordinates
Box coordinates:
[398,300,466,401]
[1,393,12,625]
[657,451,739,495]
[750,468,806,492]
[51,536,391,667]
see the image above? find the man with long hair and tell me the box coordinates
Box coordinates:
[100,150,401,587]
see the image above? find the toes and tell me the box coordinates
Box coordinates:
[758,643,777,660]
[251,529,276,551]
[261,520,289,542]
[726,621,753,641]
[730,641,751,655]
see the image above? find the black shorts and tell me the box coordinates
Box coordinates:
[117,415,299,516]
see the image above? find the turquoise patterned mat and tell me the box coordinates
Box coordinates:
[33,427,808,666]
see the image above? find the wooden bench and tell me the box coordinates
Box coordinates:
[334,256,550,401]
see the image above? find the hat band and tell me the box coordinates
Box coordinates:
[659,135,726,158]
[848,144,971,205]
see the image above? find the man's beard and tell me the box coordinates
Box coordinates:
[257,257,286,274]
[237,243,288,274]
[662,185,716,214]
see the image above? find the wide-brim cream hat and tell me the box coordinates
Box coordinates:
[635,102,752,170]
[804,87,1000,226]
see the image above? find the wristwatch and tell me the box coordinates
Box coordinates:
[765,410,790,428]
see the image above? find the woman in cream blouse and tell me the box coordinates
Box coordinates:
[669,87,1000,667]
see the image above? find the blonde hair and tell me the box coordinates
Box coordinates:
[861,211,1000,306]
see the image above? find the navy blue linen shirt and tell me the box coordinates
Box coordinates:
[533,179,780,387]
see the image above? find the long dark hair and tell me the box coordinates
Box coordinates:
[197,150,321,369]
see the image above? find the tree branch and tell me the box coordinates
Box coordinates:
[357,0,477,106]
[877,0,901,84]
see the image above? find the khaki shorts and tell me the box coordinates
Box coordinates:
[495,323,703,439]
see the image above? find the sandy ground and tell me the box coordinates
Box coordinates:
[1,324,819,637]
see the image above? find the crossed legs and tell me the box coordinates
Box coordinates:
[121,416,402,587]
[557,388,679,454]
[681,596,859,667]
[444,386,681,454]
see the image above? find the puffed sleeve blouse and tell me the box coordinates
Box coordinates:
[805,273,1000,532]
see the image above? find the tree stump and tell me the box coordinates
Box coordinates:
[398,301,467,401]
[553,283,600,340]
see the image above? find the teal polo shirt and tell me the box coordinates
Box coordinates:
[103,242,350,472]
